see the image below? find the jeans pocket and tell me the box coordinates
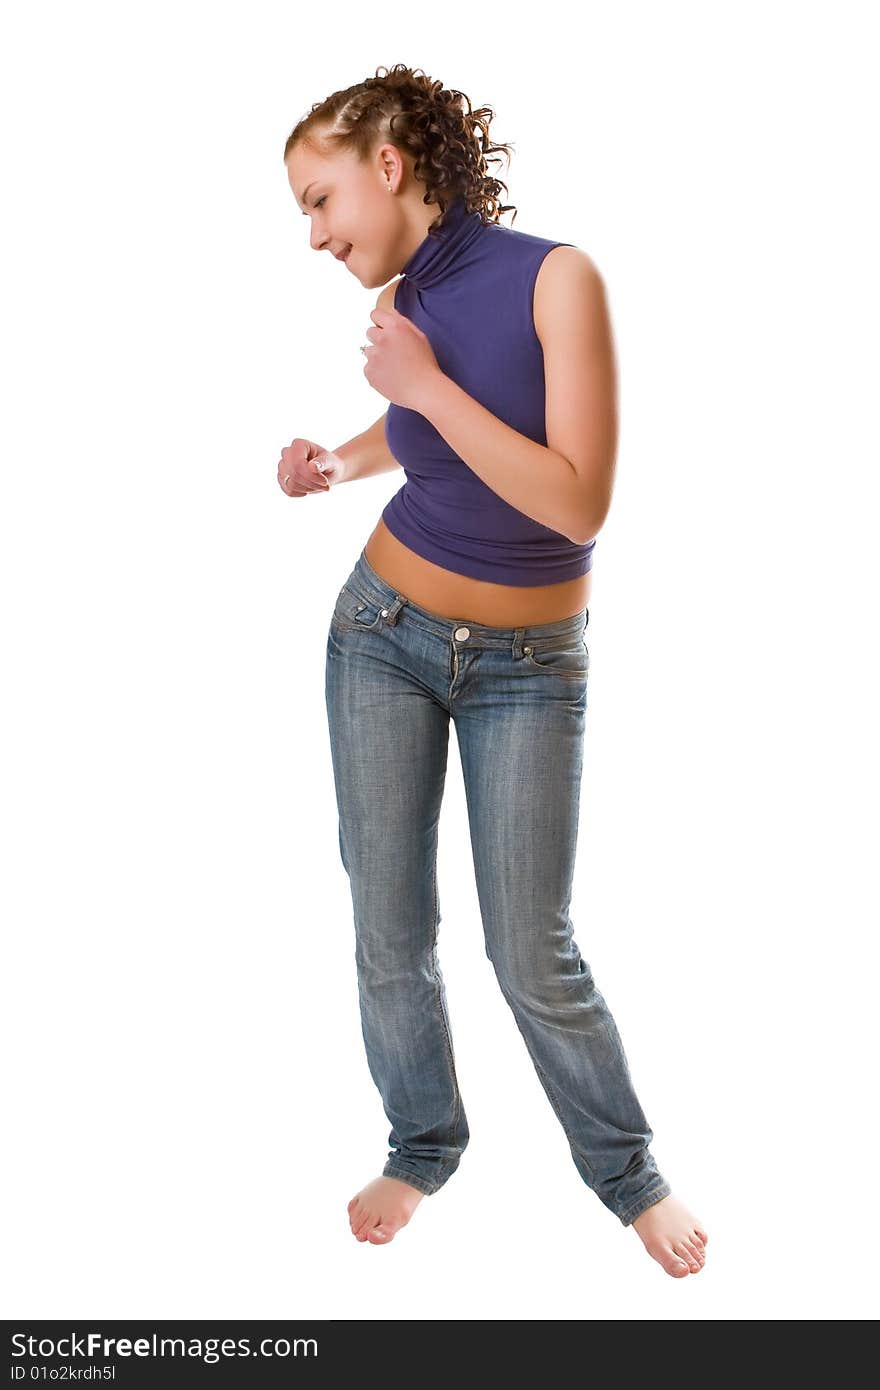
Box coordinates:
[330,585,385,633]
[521,634,589,680]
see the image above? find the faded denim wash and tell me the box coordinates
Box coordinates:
[324,547,671,1226]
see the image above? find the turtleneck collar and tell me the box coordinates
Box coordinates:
[399,195,485,291]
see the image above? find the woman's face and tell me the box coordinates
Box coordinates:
[286,140,406,290]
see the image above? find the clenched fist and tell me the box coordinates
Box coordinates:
[277,438,346,496]
[362,307,442,410]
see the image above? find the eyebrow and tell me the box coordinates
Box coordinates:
[299,181,317,215]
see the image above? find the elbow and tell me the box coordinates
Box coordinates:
[566,488,608,547]
[568,462,613,546]
[571,519,601,548]
[572,499,610,547]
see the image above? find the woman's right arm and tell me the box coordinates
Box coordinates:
[276,410,400,495]
[277,281,402,495]
[329,411,401,485]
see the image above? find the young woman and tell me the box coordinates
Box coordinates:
[279,65,708,1277]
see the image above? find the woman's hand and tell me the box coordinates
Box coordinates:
[277,438,345,496]
[362,307,444,410]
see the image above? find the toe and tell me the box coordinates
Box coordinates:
[663,1249,690,1277]
[684,1238,705,1269]
[368,1224,394,1243]
[352,1210,373,1237]
[677,1240,700,1273]
[695,1225,709,1245]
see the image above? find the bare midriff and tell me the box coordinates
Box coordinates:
[364,517,592,627]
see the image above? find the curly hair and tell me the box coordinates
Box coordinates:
[283,63,517,230]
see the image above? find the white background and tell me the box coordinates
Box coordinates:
[2,0,877,1321]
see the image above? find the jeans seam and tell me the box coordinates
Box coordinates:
[430,843,463,1185]
[497,982,598,1185]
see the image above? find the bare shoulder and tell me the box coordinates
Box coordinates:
[375,277,402,312]
[533,246,606,344]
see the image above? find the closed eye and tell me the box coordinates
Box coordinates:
[314,196,327,209]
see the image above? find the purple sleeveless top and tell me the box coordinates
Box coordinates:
[381,194,596,585]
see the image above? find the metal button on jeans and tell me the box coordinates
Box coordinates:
[381,608,389,617]
[454,626,470,641]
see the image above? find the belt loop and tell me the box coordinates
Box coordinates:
[512,625,526,657]
[382,593,408,626]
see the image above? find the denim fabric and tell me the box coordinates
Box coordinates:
[324,547,672,1225]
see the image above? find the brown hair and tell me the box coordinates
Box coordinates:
[283,64,517,230]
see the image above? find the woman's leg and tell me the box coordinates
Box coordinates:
[453,622,671,1226]
[324,578,469,1197]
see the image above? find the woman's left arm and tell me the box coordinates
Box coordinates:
[414,247,618,545]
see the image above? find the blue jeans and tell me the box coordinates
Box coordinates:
[324,548,672,1226]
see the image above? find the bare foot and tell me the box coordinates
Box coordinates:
[630,1193,709,1277]
[347,1175,426,1244]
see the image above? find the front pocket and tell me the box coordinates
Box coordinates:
[330,586,385,633]
[521,636,589,680]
